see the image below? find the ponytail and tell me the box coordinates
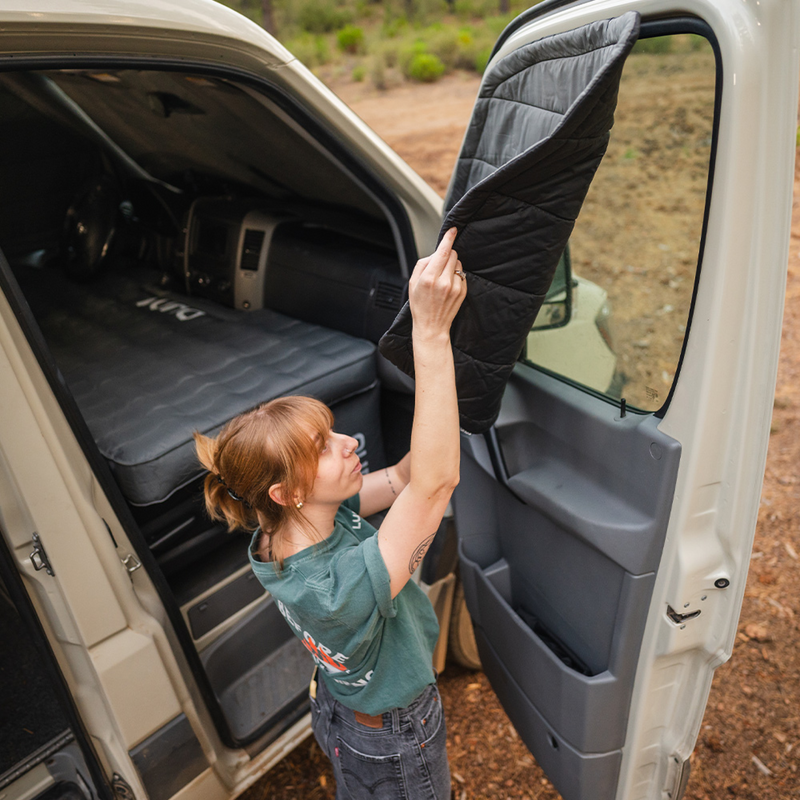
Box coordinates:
[194,431,256,533]
[193,396,334,570]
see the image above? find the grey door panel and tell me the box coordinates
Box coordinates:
[476,630,623,800]
[454,366,680,800]
[457,465,656,752]
[494,365,681,573]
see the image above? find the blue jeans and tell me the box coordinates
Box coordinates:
[310,673,451,800]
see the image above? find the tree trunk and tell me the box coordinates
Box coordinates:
[261,0,276,35]
[499,0,510,12]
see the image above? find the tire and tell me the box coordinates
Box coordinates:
[448,579,482,671]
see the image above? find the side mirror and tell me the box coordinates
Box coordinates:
[530,246,574,331]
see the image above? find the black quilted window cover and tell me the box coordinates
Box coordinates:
[379,12,640,434]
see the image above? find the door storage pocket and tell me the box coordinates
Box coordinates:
[460,548,651,754]
[514,605,594,677]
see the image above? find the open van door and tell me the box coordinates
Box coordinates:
[451,2,800,800]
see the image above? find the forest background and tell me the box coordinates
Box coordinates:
[218,0,532,87]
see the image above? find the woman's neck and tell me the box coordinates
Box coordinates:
[279,500,340,555]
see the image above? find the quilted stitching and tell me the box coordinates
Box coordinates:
[380,13,640,433]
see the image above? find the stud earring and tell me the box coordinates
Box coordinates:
[296,501,304,509]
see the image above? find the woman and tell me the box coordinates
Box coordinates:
[194,227,465,799]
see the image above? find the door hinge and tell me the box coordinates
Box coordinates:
[111,772,136,800]
[665,754,691,799]
[666,605,701,625]
[30,532,54,576]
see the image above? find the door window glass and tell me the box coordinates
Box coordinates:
[523,32,716,412]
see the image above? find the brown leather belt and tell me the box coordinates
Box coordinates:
[312,667,384,728]
[354,710,384,729]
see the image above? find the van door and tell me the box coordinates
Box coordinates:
[452,3,799,800]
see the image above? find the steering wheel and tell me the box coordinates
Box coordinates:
[62,175,120,282]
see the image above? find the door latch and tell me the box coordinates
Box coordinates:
[120,553,142,574]
[111,772,136,800]
[30,532,54,576]
[666,605,701,625]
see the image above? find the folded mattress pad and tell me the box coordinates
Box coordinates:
[16,266,377,506]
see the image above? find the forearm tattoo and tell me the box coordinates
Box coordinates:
[409,533,436,575]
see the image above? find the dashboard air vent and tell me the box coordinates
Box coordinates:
[240,229,265,271]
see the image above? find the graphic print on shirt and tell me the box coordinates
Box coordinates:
[303,631,349,673]
[275,598,371,680]
[333,669,373,688]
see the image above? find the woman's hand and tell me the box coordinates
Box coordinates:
[408,227,467,342]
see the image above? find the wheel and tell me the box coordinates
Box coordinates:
[448,578,482,671]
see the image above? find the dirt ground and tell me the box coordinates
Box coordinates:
[242,67,800,800]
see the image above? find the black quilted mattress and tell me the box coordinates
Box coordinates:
[16,265,377,506]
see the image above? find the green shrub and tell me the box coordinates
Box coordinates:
[315,35,331,64]
[370,53,388,90]
[485,12,516,37]
[633,36,673,54]
[295,0,352,34]
[688,33,711,52]
[337,24,366,53]
[406,0,449,25]
[380,41,399,67]
[426,28,460,69]
[354,0,376,18]
[285,33,331,67]
[351,64,366,81]
[407,52,446,82]
[381,14,408,39]
[455,26,495,70]
[398,39,428,74]
[423,25,485,71]
[454,0,503,20]
[474,45,492,73]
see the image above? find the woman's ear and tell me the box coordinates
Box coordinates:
[268,483,288,506]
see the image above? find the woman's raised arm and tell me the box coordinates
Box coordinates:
[377,227,465,598]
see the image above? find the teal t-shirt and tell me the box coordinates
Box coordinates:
[248,495,440,715]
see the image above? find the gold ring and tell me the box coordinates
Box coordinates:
[454,269,466,280]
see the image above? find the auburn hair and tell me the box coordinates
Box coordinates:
[194,396,334,570]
